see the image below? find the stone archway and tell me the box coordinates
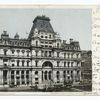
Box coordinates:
[42,61,53,85]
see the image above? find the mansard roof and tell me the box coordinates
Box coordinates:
[33,15,50,22]
[28,15,54,39]
[33,16,54,33]
[62,40,80,51]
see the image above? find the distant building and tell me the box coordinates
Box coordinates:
[0,15,82,88]
[81,50,92,83]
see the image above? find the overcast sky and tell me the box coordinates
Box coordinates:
[0,8,91,50]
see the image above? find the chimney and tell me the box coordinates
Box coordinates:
[63,40,66,44]
[70,38,73,43]
[3,30,7,35]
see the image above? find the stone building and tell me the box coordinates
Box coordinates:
[81,50,92,84]
[0,15,81,88]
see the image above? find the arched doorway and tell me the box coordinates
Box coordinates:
[42,61,53,85]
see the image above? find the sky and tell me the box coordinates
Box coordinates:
[0,8,91,50]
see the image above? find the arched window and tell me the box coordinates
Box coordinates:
[57,52,59,57]
[44,51,47,57]
[64,53,66,59]
[16,71,19,75]
[36,41,38,46]
[26,70,29,75]
[4,50,7,55]
[35,71,38,75]
[35,50,38,56]
[77,62,79,66]
[44,71,47,80]
[71,71,73,79]
[35,60,38,67]
[42,61,53,68]
[22,50,25,55]
[64,62,66,67]
[49,71,52,80]
[63,71,66,78]
[21,71,24,82]
[68,53,70,58]
[17,50,20,55]
[71,62,73,67]
[26,50,30,57]
[42,71,43,81]
[27,61,29,67]
[77,54,79,58]
[26,70,29,84]
[17,60,20,66]
[57,61,60,67]
[57,43,59,48]
[71,54,73,58]
[68,62,70,67]
[49,34,51,39]
[56,71,60,80]
[22,60,25,67]
[21,71,24,74]
[11,50,15,54]
[11,71,14,75]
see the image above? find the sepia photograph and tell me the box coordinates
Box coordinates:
[0,7,92,92]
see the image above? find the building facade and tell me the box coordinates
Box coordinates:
[0,16,81,88]
[81,50,92,84]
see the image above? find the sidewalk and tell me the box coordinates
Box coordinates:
[0,86,32,92]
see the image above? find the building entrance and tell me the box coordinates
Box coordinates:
[42,61,53,86]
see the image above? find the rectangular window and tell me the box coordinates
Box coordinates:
[27,61,29,67]
[12,64,14,67]
[45,51,47,57]
[64,62,66,67]
[12,50,14,54]
[57,52,59,57]
[35,78,38,81]
[57,61,59,67]
[49,51,51,57]
[3,59,8,62]
[68,62,70,67]
[64,53,66,59]
[36,51,38,56]
[71,54,73,58]
[22,61,24,67]
[4,50,7,55]
[27,53,29,57]
[68,53,70,58]
[17,60,19,66]
[36,61,38,67]
[45,45,48,48]
[71,62,73,67]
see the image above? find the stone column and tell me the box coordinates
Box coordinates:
[7,70,10,85]
[42,71,43,82]
[24,70,26,85]
[20,70,22,86]
[9,70,11,86]
[60,71,63,83]
[53,71,56,84]
[29,70,32,85]
[32,70,35,86]
[43,71,45,83]
[14,70,16,85]
[79,70,81,81]
[39,71,42,84]
[0,70,3,86]
[47,71,49,81]
[73,70,76,83]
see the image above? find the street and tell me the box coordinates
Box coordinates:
[0,86,85,92]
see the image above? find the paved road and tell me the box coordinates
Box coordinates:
[0,86,84,92]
